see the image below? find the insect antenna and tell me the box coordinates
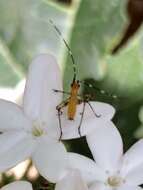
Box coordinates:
[79,80,118,99]
[49,19,77,82]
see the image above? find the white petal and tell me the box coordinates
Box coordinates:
[86,122,123,172]
[87,102,115,120]
[0,99,31,132]
[89,182,109,190]
[61,102,115,139]
[23,54,63,129]
[0,132,35,172]
[117,185,142,190]
[68,153,106,184]
[121,140,143,185]
[125,164,143,186]
[32,137,67,183]
[55,169,88,190]
[1,181,33,190]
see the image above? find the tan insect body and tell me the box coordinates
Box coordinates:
[67,81,80,120]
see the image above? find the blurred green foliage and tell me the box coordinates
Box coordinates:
[63,0,143,151]
[0,0,143,189]
[0,0,69,87]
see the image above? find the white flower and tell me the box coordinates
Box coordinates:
[66,122,143,190]
[61,102,115,139]
[55,169,88,190]
[0,181,32,190]
[0,54,67,182]
[0,53,115,182]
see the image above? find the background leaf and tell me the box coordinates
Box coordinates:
[0,0,71,88]
[63,0,143,151]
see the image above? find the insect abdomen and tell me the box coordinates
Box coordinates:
[67,97,78,120]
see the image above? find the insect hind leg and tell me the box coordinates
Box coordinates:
[57,109,63,141]
[78,101,86,137]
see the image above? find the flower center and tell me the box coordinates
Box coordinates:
[107,176,123,187]
[32,121,45,137]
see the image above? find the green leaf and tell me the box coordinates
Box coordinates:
[0,0,20,45]
[63,0,126,89]
[103,37,143,104]
[0,37,23,87]
[134,106,143,139]
[7,0,70,71]
[63,0,143,107]
[62,0,143,150]
[0,0,70,89]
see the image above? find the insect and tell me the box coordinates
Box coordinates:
[49,20,117,140]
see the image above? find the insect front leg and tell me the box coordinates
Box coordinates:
[53,89,71,95]
[87,101,101,118]
[83,94,101,118]
[56,99,69,141]
[56,98,69,111]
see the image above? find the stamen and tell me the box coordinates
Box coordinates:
[32,122,44,137]
[107,176,123,187]
[32,127,44,137]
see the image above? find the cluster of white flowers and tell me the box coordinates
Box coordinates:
[1,54,143,190]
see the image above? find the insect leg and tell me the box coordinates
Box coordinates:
[57,109,63,141]
[78,101,86,137]
[56,99,69,110]
[87,101,101,118]
[53,89,71,95]
[56,99,69,140]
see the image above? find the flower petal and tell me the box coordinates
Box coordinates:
[0,99,31,132]
[23,54,62,129]
[0,132,35,172]
[55,169,88,190]
[87,102,115,120]
[32,137,67,183]
[68,153,106,184]
[125,164,143,186]
[89,182,110,190]
[61,102,115,139]
[121,140,143,185]
[86,122,123,172]
[1,181,33,190]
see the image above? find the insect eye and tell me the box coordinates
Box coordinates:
[71,83,73,87]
